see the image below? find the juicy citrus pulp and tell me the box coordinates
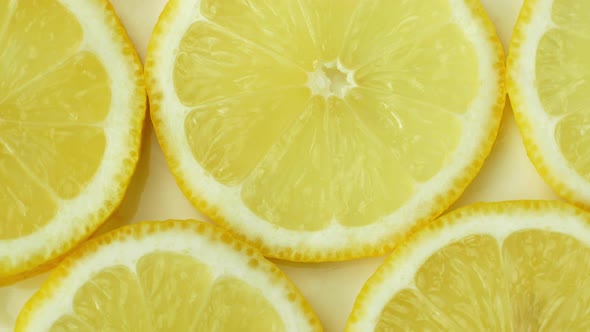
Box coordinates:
[346,201,590,331]
[16,220,322,332]
[0,0,145,282]
[508,0,590,207]
[146,0,505,261]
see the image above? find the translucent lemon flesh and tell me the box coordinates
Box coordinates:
[536,0,590,179]
[0,0,109,239]
[48,252,284,332]
[377,230,590,331]
[173,0,479,231]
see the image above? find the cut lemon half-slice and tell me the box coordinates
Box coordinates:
[347,200,590,331]
[508,0,590,207]
[145,0,505,261]
[16,220,322,332]
[0,0,145,283]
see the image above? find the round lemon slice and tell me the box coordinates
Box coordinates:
[508,0,590,207]
[145,0,505,261]
[347,201,590,331]
[0,0,145,283]
[16,220,321,331]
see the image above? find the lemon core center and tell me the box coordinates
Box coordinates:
[307,62,355,98]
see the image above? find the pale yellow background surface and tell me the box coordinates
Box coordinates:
[0,0,562,331]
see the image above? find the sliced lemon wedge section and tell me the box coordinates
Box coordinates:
[16,220,321,331]
[508,0,590,207]
[347,201,590,331]
[146,0,505,261]
[0,0,145,282]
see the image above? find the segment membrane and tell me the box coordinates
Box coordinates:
[377,289,459,331]
[537,29,590,116]
[0,0,83,100]
[384,230,590,330]
[242,97,414,230]
[556,112,590,181]
[414,235,512,330]
[70,266,154,331]
[200,0,317,70]
[346,88,462,182]
[0,139,57,239]
[340,0,451,68]
[195,277,285,332]
[2,125,106,199]
[137,252,214,331]
[185,88,310,185]
[174,21,307,106]
[354,24,479,113]
[298,0,359,62]
[1,52,110,124]
[503,230,590,331]
[52,255,285,331]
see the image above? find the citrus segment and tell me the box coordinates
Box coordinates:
[353,24,479,112]
[0,0,83,94]
[0,0,145,283]
[346,89,462,181]
[16,221,322,332]
[146,0,504,260]
[339,0,450,68]
[196,277,285,331]
[0,147,57,239]
[298,0,357,62]
[200,0,317,70]
[2,126,105,199]
[347,201,590,331]
[1,52,111,124]
[185,88,310,185]
[173,22,307,106]
[71,266,151,331]
[242,96,413,230]
[503,230,590,330]
[137,252,213,331]
[508,0,590,206]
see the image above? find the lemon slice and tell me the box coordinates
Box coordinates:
[0,0,145,283]
[145,0,505,261]
[15,220,321,331]
[508,0,590,207]
[347,200,590,331]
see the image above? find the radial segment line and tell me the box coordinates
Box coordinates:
[296,0,318,48]
[350,23,450,71]
[197,16,307,73]
[0,138,61,202]
[185,85,304,114]
[0,51,81,104]
[355,86,461,117]
[341,98,400,154]
[242,96,314,185]
[0,0,17,51]
[336,0,365,57]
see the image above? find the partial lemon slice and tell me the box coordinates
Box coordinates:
[15,220,321,331]
[0,0,145,283]
[347,200,590,331]
[508,0,590,207]
[145,0,505,261]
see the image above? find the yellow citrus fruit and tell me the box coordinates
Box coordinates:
[16,220,322,331]
[508,0,590,208]
[347,200,590,331]
[0,0,145,283]
[145,0,505,261]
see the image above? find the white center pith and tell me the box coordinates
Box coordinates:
[307,61,356,98]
